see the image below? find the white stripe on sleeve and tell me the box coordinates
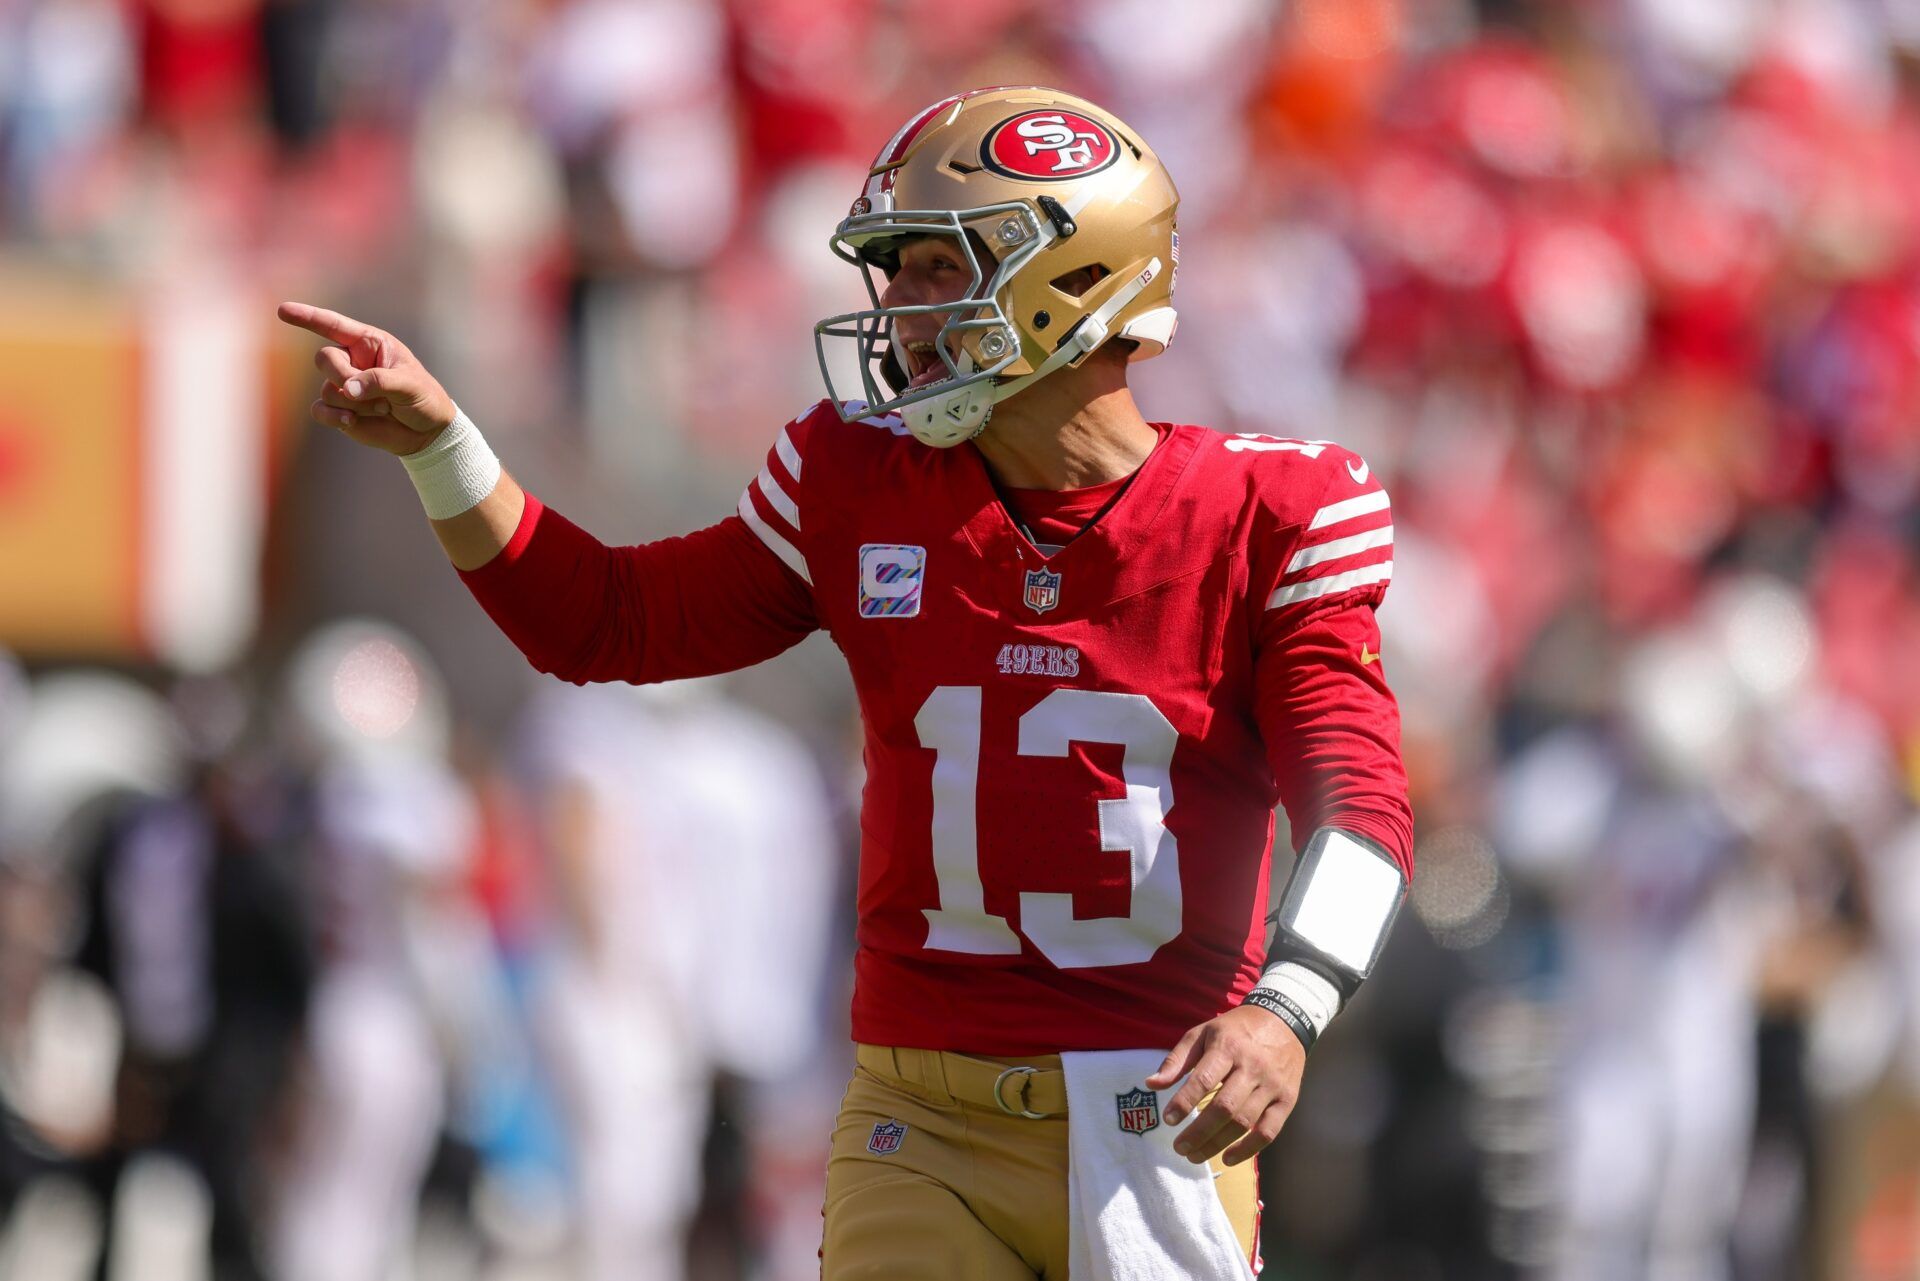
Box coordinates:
[1287,525,1394,573]
[774,427,803,481]
[1308,490,1390,531]
[737,490,811,584]
[757,466,800,528]
[1267,561,1392,609]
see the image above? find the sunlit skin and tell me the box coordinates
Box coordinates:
[276,301,521,571]
[275,224,1307,1166]
[880,236,1161,491]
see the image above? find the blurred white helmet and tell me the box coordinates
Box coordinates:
[282,619,451,765]
[1699,572,1816,715]
[1619,626,1743,787]
[0,671,187,863]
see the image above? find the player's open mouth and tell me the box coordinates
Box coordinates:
[903,340,949,388]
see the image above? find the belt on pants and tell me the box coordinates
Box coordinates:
[855,1043,1070,1119]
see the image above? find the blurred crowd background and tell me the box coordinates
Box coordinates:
[5,0,1920,1278]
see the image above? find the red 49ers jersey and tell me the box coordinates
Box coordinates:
[733,401,1408,1053]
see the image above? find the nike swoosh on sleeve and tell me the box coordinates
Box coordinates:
[1346,458,1369,484]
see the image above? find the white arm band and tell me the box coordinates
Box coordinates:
[1254,961,1343,1041]
[1269,827,1408,997]
[399,407,501,520]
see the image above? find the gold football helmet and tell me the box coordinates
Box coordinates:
[814,87,1180,447]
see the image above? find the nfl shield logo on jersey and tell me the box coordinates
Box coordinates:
[1115,1087,1159,1136]
[867,1119,908,1156]
[1023,566,1062,614]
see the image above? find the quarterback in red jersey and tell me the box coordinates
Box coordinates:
[282,86,1411,1280]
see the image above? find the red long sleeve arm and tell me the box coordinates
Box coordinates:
[1254,592,1415,879]
[457,493,819,685]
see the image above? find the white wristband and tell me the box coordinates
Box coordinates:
[400,406,501,520]
[1254,962,1342,1040]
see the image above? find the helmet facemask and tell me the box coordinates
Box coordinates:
[814,202,1048,447]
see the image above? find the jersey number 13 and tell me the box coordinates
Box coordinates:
[913,685,1182,969]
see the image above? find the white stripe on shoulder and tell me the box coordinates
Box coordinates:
[757,466,800,528]
[737,489,811,584]
[839,400,911,435]
[774,426,803,480]
[1267,561,1392,609]
[1308,489,1390,531]
[1287,525,1393,574]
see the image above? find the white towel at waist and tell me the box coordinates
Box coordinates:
[1062,1048,1255,1280]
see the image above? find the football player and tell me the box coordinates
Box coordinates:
[281,86,1413,1279]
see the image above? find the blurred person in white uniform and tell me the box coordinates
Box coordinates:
[1505,579,1855,1281]
[1498,634,1737,1281]
[0,667,181,1271]
[268,619,496,1281]
[518,677,839,1281]
[71,676,315,1281]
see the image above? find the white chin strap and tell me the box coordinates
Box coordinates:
[902,257,1163,448]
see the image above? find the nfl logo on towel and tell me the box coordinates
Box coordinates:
[1115,1087,1159,1136]
[867,1119,908,1155]
[1023,567,1061,614]
[859,544,926,618]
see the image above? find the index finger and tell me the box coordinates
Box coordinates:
[277,301,380,346]
[1146,1025,1203,1090]
[1164,1048,1231,1125]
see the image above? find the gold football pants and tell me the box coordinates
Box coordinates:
[822,1043,1260,1280]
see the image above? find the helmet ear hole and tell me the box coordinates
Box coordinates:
[1049,265,1109,298]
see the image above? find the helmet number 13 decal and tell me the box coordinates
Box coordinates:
[912,685,1182,968]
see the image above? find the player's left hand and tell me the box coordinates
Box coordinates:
[1148,1005,1306,1167]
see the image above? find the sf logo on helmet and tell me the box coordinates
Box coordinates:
[983,110,1118,181]
[1020,116,1101,172]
